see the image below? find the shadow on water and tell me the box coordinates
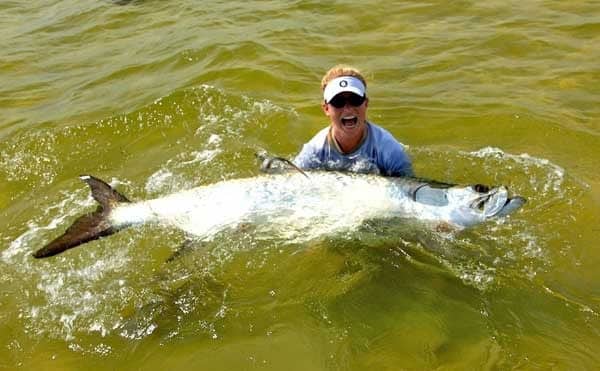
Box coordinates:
[109,0,141,6]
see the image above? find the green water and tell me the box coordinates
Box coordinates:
[1,0,599,369]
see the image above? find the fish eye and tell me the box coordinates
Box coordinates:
[473,184,490,193]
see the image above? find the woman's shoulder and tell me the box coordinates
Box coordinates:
[303,126,330,150]
[367,122,406,149]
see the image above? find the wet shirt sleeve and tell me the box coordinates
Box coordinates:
[368,123,413,177]
[381,145,413,177]
[293,128,329,169]
[292,130,327,170]
[293,142,321,169]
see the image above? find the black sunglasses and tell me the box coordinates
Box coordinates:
[328,94,366,108]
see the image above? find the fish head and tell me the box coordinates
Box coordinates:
[446,184,526,226]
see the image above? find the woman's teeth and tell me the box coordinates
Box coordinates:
[341,116,358,127]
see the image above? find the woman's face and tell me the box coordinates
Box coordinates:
[323,92,369,143]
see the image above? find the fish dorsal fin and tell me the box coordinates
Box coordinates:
[80,175,130,209]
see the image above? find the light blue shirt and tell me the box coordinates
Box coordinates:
[294,122,413,177]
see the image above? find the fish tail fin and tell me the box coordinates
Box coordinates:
[33,175,131,258]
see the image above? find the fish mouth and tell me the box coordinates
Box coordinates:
[341,115,358,128]
[496,196,526,217]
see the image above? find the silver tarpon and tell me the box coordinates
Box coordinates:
[33,171,525,258]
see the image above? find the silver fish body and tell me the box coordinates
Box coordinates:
[114,171,522,237]
[33,172,525,258]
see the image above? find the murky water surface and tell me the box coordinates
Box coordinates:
[1,1,599,369]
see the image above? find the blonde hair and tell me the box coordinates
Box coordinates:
[320,65,367,92]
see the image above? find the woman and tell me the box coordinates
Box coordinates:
[294,65,413,177]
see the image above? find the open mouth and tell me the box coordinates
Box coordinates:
[341,116,358,128]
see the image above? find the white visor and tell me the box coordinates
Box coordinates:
[323,76,366,103]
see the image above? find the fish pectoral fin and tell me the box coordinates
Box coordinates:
[33,208,117,258]
[413,185,449,206]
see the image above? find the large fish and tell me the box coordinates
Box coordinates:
[33,171,525,258]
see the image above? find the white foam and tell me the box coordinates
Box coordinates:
[187,149,221,164]
[145,169,174,193]
[467,146,567,193]
[207,134,222,145]
[3,184,98,263]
